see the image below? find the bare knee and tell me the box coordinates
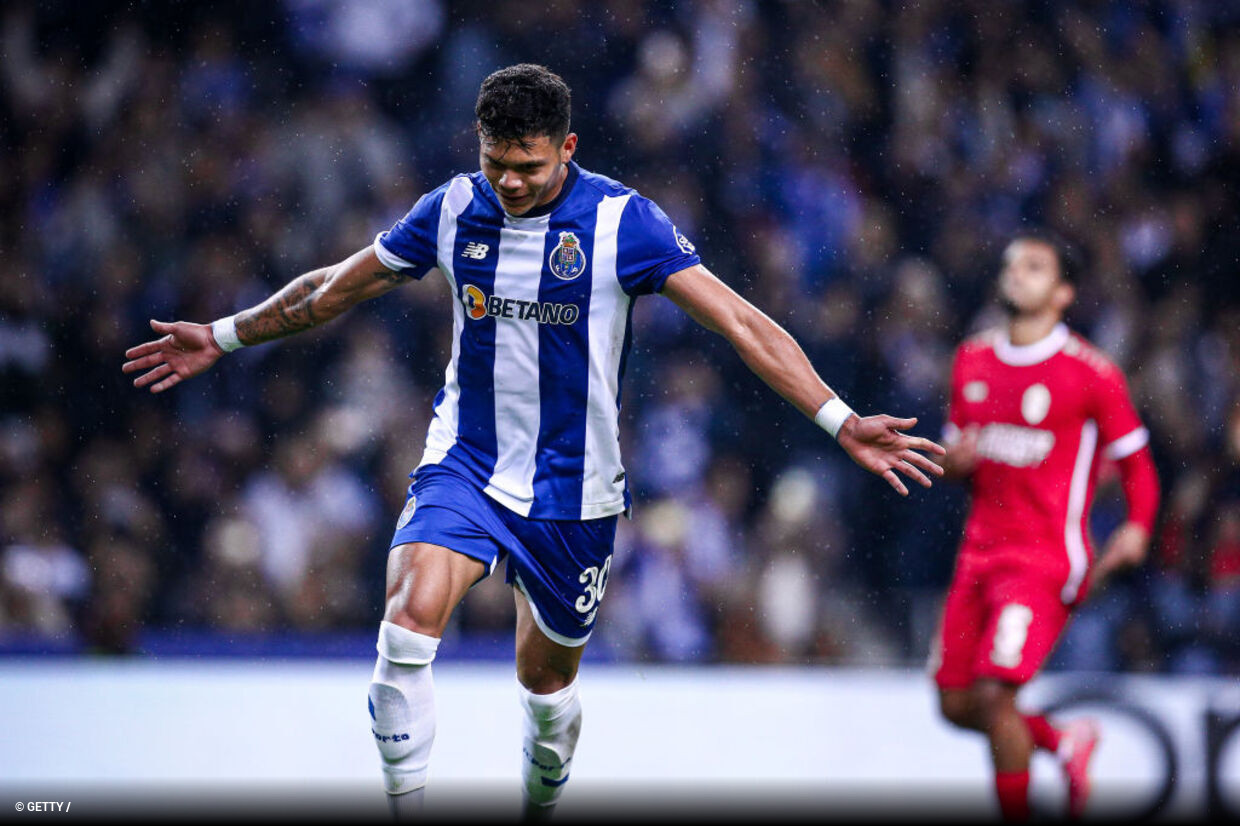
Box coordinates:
[974,681,1018,733]
[384,603,447,639]
[383,570,450,637]
[513,587,584,694]
[939,688,980,730]
[382,543,482,638]
[516,657,577,694]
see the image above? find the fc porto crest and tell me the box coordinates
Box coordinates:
[549,231,587,280]
[396,494,418,530]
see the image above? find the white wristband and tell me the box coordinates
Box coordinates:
[210,315,244,353]
[814,397,855,439]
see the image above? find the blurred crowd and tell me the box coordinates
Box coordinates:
[2,0,1238,674]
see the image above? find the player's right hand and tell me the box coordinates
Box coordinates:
[1087,521,1151,597]
[122,319,224,393]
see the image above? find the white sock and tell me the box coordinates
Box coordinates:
[369,621,439,796]
[518,679,582,808]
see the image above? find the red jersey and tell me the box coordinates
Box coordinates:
[945,323,1150,602]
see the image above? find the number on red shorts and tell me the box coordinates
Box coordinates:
[990,603,1033,668]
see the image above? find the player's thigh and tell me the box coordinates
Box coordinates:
[514,588,588,693]
[383,465,506,635]
[973,567,1070,685]
[384,541,487,636]
[931,555,988,692]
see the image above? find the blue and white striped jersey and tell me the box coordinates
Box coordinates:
[373,162,701,520]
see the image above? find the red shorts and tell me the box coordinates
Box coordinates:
[931,547,1076,689]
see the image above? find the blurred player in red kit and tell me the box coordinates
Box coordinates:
[932,233,1160,821]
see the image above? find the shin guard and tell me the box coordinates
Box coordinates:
[518,679,582,808]
[368,621,439,795]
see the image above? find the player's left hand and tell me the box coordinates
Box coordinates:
[836,415,946,496]
[1088,521,1150,595]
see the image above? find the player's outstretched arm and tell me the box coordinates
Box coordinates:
[1088,445,1160,595]
[123,246,410,393]
[662,265,946,496]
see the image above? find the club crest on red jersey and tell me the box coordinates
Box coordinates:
[1021,383,1052,425]
[549,231,587,280]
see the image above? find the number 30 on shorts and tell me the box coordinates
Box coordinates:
[990,603,1033,668]
[574,555,612,623]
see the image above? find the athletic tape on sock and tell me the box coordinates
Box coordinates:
[377,620,440,665]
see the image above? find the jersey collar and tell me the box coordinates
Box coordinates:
[520,161,579,218]
[994,322,1070,366]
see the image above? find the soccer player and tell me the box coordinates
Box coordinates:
[931,233,1160,821]
[123,64,945,819]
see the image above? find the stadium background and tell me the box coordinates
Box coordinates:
[1,0,1239,819]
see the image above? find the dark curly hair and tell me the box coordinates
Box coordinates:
[1009,229,1084,286]
[475,64,571,148]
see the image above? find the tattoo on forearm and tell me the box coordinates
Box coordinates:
[235,273,324,344]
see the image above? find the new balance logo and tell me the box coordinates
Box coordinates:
[461,242,490,260]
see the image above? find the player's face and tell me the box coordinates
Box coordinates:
[479,133,578,216]
[998,240,1071,317]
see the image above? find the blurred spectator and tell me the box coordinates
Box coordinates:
[283,0,444,77]
[0,479,89,636]
[239,428,380,610]
[184,516,281,633]
[1145,400,1240,673]
[609,460,745,662]
[631,355,723,500]
[607,2,744,157]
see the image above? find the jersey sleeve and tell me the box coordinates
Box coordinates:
[942,346,969,445]
[1116,447,1160,532]
[372,184,449,279]
[1092,363,1149,460]
[615,195,701,295]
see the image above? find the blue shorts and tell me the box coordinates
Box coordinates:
[389,464,618,646]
